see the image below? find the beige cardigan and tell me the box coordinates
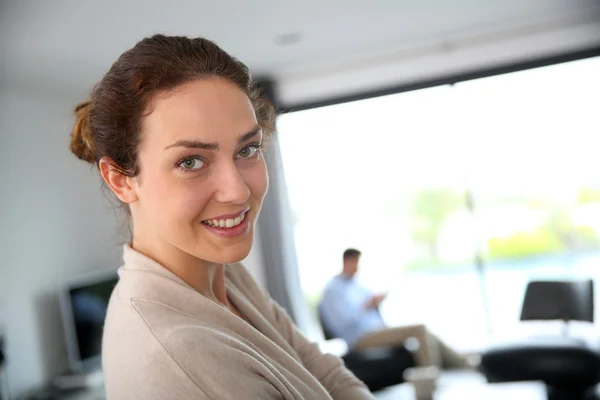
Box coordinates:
[102,245,374,399]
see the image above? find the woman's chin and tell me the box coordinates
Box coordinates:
[205,244,253,265]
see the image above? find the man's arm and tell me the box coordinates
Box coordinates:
[362,292,387,310]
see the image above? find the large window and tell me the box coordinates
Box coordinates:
[278,56,600,349]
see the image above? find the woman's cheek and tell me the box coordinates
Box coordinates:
[173,184,213,221]
[248,160,269,198]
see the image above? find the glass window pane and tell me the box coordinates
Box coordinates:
[453,56,600,333]
[278,86,487,348]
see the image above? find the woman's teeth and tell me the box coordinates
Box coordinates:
[203,213,246,228]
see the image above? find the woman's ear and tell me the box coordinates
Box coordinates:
[99,157,139,204]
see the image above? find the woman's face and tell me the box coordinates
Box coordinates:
[129,78,268,264]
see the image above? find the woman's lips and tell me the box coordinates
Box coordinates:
[201,210,250,238]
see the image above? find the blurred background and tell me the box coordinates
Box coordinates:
[1,0,599,398]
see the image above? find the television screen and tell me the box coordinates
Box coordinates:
[61,273,118,371]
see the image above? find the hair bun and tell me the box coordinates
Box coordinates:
[70,101,96,164]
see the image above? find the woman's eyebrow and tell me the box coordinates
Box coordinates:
[164,126,262,151]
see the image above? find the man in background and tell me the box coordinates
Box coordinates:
[319,248,473,369]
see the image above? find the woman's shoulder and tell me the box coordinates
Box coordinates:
[106,262,268,344]
[106,271,230,335]
[103,280,260,367]
[102,290,276,399]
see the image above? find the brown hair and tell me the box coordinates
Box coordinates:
[343,248,361,260]
[69,34,276,176]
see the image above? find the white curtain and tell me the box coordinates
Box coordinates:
[258,134,311,329]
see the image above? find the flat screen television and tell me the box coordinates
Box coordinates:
[59,271,118,372]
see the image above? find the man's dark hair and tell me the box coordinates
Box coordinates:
[343,248,361,260]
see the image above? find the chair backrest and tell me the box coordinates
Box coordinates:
[317,305,337,340]
[520,279,594,323]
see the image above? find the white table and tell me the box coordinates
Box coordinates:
[375,371,546,400]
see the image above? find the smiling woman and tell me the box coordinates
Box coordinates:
[69,34,372,399]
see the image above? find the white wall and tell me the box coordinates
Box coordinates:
[0,85,267,397]
[0,87,124,396]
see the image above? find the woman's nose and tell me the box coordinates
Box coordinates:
[212,161,250,205]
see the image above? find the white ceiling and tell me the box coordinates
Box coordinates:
[1,0,599,97]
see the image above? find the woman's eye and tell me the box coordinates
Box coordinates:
[178,157,204,171]
[237,145,259,159]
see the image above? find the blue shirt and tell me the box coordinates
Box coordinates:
[319,275,385,348]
